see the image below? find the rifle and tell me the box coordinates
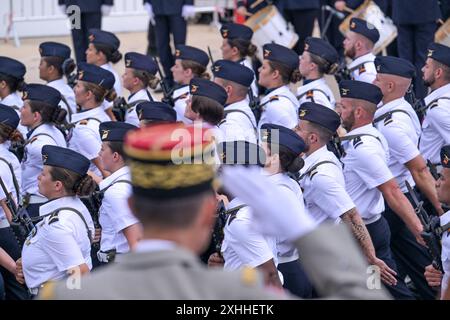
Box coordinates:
[427,160,440,181]
[326,134,345,160]
[154,57,174,106]
[112,97,128,122]
[404,83,426,123]
[62,58,77,89]
[405,181,443,271]
[0,176,34,248]
[207,46,215,65]
[247,86,262,124]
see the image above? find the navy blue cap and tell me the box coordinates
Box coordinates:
[349,18,380,44]
[212,60,254,87]
[427,42,450,67]
[260,123,307,155]
[88,28,120,51]
[298,102,341,133]
[77,62,115,90]
[39,42,71,60]
[42,145,90,176]
[218,140,266,166]
[99,121,137,142]
[441,145,450,168]
[339,80,383,105]
[175,45,209,67]
[0,56,26,80]
[22,84,61,108]
[263,43,299,70]
[220,23,253,41]
[190,78,228,105]
[0,104,20,129]
[374,56,416,79]
[304,37,339,65]
[136,101,177,122]
[124,52,158,75]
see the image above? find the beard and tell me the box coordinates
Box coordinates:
[341,113,355,132]
[344,46,356,59]
[423,75,435,88]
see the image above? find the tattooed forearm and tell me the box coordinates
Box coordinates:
[341,208,376,261]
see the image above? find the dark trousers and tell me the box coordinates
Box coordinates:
[0,227,29,300]
[383,191,437,300]
[278,259,314,298]
[147,22,158,56]
[396,22,437,99]
[154,14,187,88]
[366,216,415,299]
[70,12,102,63]
[283,9,319,55]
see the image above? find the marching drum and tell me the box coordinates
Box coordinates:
[339,0,397,54]
[435,18,450,47]
[245,5,299,61]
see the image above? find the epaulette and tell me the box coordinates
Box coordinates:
[28,137,38,145]
[352,136,363,149]
[310,168,319,180]
[269,95,280,102]
[429,101,440,110]
[358,64,366,74]
[240,266,258,287]
[47,211,59,225]
[383,113,394,126]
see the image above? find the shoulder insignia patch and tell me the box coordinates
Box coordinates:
[310,169,319,180]
[358,64,366,74]
[240,266,258,286]
[353,136,363,149]
[269,95,280,102]
[383,113,394,126]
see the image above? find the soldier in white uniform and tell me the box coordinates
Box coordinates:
[257,44,300,131]
[136,101,177,127]
[220,23,258,98]
[259,123,316,298]
[373,56,443,299]
[0,107,29,300]
[343,18,379,83]
[212,60,257,143]
[419,43,450,167]
[171,45,210,124]
[85,29,123,120]
[96,121,142,264]
[0,57,28,137]
[219,141,282,289]
[339,79,421,299]
[297,37,338,109]
[69,63,113,178]
[20,84,67,218]
[39,123,390,300]
[16,145,95,298]
[38,42,77,119]
[121,52,158,126]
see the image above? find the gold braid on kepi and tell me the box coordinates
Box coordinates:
[123,123,217,199]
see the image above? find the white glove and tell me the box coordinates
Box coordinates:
[101,5,112,16]
[59,5,66,15]
[144,3,155,25]
[182,5,196,19]
[221,166,317,241]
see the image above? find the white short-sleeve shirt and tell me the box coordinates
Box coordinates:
[125,88,153,127]
[341,124,393,221]
[258,85,299,132]
[219,99,257,144]
[0,93,28,137]
[221,197,278,271]
[47,78,77,118]
[68,107,110,175]
[172,85,192,124]
[21,124,66,196]
[0,143,21,221]
[296,78,335,110]
[347,52,377,84]
[374,97,421,192]
[299,146,355,225]
[419,83,450,164]
[99,166,140,253]
[21,196,94,289]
